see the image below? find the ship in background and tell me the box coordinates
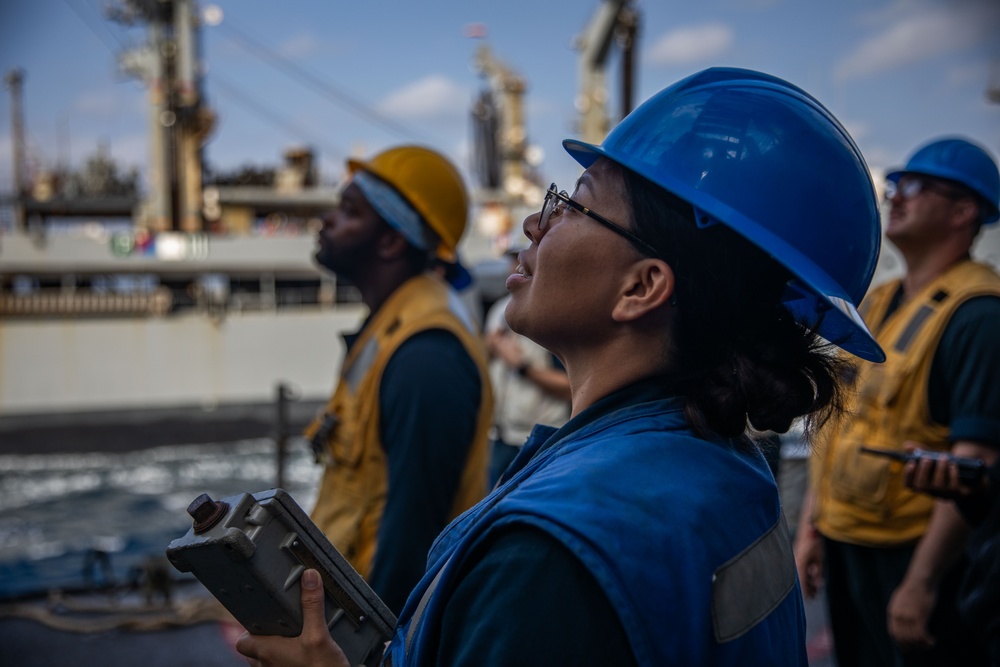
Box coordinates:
[0,0,364,443]
[0,0,642,448]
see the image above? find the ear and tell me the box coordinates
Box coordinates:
[376,227,410,260]
[612,259,675,323]
[948,198,981,233]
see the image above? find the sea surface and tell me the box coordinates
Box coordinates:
[0,437,321,599]
[0,433,837,667]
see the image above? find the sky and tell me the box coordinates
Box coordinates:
[0,0,998,213]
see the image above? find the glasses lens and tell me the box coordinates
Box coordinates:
[539,184,557,230]
[886,178,926,201]
[901,179,923,199]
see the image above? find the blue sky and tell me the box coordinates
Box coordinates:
[1,0,998,201]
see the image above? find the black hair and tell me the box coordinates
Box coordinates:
[620,167,854,441]
[402,235,436,275]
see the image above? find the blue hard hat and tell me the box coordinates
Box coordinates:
[886,137,1000,225]
[563,67,884,363]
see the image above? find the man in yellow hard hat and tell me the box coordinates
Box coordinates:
[306,145,493,614]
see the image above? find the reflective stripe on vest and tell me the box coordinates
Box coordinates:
[344,336,380,395]
[893,289,949,353]
[712,517,795,642]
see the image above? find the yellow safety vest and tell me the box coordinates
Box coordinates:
[307,273,493,576]
[813,259,1000,546]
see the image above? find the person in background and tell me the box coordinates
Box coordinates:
[795,137,1000,666]
[237,67,883,666]
[904,445,1000,666]
[432,255,483,327]
[305,145,493,615]
[484,230,570,485]
[777,418,811,541]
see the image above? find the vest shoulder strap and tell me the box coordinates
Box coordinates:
[405,557,449,657]
[890,261,1000,354]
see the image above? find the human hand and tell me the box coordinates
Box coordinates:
[491,334,525,369]
[792,528,824,600]
[485,329,504,355]
[235,569,350,667]
[887,576,936,652]
[902,442,984,500]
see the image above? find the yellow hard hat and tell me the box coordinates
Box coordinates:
[347,145,468,262]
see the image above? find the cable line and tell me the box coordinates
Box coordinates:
[215,19,436,144]
[211,75,347,162]
[61,0,126,52]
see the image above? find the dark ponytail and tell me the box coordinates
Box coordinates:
[621,168,854,440]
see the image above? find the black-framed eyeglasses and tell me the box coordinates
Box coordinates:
[539,183,661,258]
[884,176,965,202]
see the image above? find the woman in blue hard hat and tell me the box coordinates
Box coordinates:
[236,67,883,667]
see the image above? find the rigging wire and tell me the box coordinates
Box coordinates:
[60,0,126,52]
[214,19,436,145]
[32,0,133,172]
[210,75,348,164]
[57,1,342,167]
[55,1,446,171]
[85,0,135,44]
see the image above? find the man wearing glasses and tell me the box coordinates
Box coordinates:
[795,137,1000,666]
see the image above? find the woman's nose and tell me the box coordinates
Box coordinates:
[522,210,542,244]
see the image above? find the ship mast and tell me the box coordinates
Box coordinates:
[988,59,1000,105]
[575,0,639,144]
[4,69,27,231]
[112,0,214,233]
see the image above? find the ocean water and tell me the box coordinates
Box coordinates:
[0,438,321,598]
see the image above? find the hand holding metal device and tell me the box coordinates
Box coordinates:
[859,446,987,487]
[165,488,395,667]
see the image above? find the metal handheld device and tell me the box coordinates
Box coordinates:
[860,446,987,486]
[166,488,396,667]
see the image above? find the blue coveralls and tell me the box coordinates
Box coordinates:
[382,387,808,666]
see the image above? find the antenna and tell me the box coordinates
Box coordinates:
[987,59,1000,105]
[5,68,27,231]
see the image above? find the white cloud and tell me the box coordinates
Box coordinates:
[945,62,988,88]
[454,138,472,172]
[523,96,556,119]
[861,146,897,174]
[107,133,147,169]
[74,90,123,116]
[842,120,870,143]
[835,4,999,82]
[726,0,783,9]
[279,33,322,59]
[68,85,146,120]
[377,75,469,120]
[647,24,734,66]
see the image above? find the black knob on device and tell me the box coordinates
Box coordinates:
[188,493,230,533]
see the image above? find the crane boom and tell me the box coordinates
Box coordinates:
[575,0,639,144]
